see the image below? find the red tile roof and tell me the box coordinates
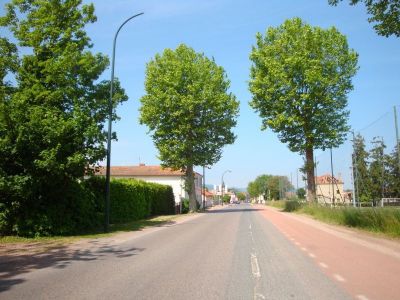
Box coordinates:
[315,174,343,185]
[202,190,214,197]
[95,165,185,177]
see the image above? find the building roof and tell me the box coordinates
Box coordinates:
[315,174,343,185]
[202,190,214,197]
[96,164,185,177]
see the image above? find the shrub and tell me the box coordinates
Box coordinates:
[0,176,175,237]
[284,200,302,212]
[84,176,175,223]
[181,198,189,214]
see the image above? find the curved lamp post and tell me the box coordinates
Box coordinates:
[105,12,144,232]
[221,170,231,206]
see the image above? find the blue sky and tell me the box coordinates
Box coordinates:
[2,0,399,189]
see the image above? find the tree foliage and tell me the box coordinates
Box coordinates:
[352,134,400,202]
[0,0,127,235]
[247,174,293,200]
[140,44,239,211]
[352,134,371,201]
[329,0,400,37]
[249,18,358,201]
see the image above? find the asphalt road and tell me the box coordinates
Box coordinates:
[1,204,397,299]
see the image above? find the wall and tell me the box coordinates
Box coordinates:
[316,183,348,204]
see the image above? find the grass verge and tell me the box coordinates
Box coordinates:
[274,200,400,238]
[0,214,180,245]
[266,200,286,210]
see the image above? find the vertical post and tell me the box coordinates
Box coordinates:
[104,12,144,233]
[330,148,335,206]
[104,28,118,233]
[221,182,224,206]
[290,172,293,195]
[202,166,205,211]
[350,165,356,207]
[314,156,318,203]
[352,131,360,207]
[394,106,400,172]
[380,137,385,205]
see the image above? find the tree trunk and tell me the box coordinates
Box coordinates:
[305,146,316,202]
[185,164,197,212]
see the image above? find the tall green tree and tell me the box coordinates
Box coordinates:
[247,181,259,198]
[329,0,400,37]
[386,145,400,197]
[352,133,371,202]
[249,18,358,201]
[140,44,239,211]
[0,0,127,235]
[368,137,387,203]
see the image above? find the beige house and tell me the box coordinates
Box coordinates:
[202,190,214,207]
[96,164,203,207]
[315,174,350,204]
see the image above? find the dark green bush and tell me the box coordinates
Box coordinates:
[0,176,175,237]
[284,200,302,212]
[181,198,189,214]
[84,176,175,223]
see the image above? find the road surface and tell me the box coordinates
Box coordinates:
[1,204,399,299]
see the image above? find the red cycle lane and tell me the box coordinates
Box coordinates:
[257,205,400,300]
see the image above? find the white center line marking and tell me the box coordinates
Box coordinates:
[301,247,307,251]
[295,242,300,246]
[356,295,369,300]
[319,262,328,268]
[250,253,261,278]
[333,274,346,282]
[308,253,316,258]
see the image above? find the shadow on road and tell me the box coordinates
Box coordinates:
[206,207,264,214]
[0,243,144,293]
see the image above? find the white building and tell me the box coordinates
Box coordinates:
[96,164,203,207]
[213,184,228,196]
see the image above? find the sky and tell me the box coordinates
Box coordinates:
[2,0,399,189]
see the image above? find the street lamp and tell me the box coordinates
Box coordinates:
[221,170,231,206]
[105,12,144,233]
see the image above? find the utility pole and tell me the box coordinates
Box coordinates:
[330,148,335,206]
[202,166,205,211]
[380,137,385,204]
[394,106,400,172]
[352,131,360,207]
[105,12,144,233]
[290,172,293,197]
[350,165,356,207]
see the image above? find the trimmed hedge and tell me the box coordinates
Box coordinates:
[0,176,175,237]
[84,176,175,224]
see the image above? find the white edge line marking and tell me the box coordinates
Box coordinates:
[251,253,261,278]
[255,293,266,299]
[333,274,346,282]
